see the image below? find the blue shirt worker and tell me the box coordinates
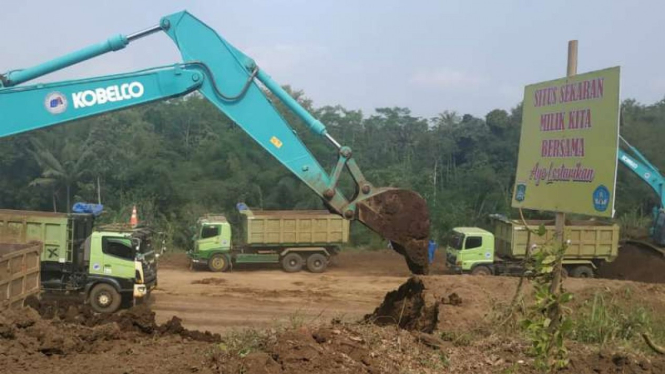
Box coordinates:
[427,239,438,264]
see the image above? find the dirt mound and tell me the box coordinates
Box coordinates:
[598,244,665,283]
[367,275,521,333]
[365,276,440,333]
[0,306,123,358]
[211,324,442,374]
[27,298,221,342]
[209,322,665,374]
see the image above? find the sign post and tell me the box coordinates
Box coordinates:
[551,40,579,294]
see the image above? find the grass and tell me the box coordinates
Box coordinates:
[439,330,473,347]
[570,291,665,353]
[618,207,653,239]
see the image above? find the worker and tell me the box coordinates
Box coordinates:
[427,239,438,264]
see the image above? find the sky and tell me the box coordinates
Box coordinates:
[2,0,664,119]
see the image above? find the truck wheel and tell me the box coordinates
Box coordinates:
[561,267,569,279]
[570,265,594,278]
[89,283,122,313]
[306,253,328,273]
[281,253,304,273]
[471,265,492,276]
[208,254,231,272]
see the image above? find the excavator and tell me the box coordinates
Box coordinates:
[0,11,431,274]
[618,136,665,252]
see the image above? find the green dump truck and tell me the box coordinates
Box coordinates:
[0,209,157,313]
[188,206,349,273]
[446,215,620,278]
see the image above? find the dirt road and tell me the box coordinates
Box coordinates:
[152,250,447,333]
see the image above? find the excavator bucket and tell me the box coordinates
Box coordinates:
[356,188,430,274]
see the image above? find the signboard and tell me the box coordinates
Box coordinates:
[512,66,620,217]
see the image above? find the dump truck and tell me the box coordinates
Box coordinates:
[446,215,620,278]
[0,208,157,313]
[188,205,349,273]
[0,242,41,310]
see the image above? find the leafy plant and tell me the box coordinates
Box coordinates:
[520,230,573,372]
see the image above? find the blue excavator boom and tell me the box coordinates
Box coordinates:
[0,11,430,274]
[618,136,664,246]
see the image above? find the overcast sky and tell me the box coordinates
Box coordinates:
[2,0,664,119]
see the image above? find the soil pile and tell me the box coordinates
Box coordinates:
[366,275,520,333]
[365,277,440,333]
[27,298,221,342]
[598,244,665,283]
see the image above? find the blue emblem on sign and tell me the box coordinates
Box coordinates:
[515,183,527,202]
[93,263,101,271]
[592,185,610,212]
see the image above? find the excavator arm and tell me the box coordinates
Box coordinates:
[618,137,664,210]
[618,136,665,246]
[0,11,430,273]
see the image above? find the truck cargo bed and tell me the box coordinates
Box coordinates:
[493,217,619,262]
[242,210,349,246]
[0,242,42,310]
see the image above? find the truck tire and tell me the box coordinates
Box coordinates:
[281,253,304,273]
[208,254,231,272]
[561,267,569,279]
[89,283,122,313]
[471,265,492,276]
[306,253,328,273]
[570,265,594,278]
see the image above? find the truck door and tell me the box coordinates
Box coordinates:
[463,236,486,263]
[198,224,222,252]
[94,236,136,280]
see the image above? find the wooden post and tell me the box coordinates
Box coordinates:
[550,40,578,294]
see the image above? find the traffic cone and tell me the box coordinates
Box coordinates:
[130,205,138,228]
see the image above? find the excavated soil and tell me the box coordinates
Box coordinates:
[26,298,221,342]
[367,275,665,334]
[365,277,440,333]
[358,189,431,274]
[598,244,665,283]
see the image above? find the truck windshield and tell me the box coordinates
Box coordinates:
[448,233,465,250]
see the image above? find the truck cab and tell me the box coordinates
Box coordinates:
[189,214,233,271]
[87,226,158,311]
[446,227,496,275]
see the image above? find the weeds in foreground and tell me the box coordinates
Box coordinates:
[570,291,665,353]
